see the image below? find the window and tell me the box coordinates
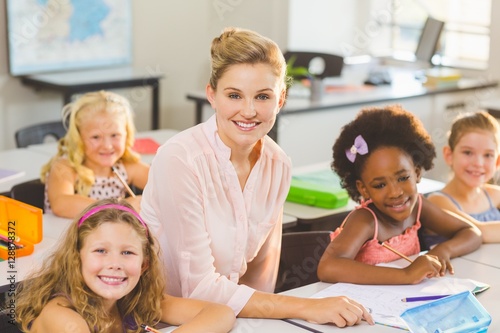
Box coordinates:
[369,0,491,69]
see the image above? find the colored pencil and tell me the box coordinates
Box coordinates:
[141,324,162,333]
[379,241,413,263]
[402,294,450,302]
[112,166,136,198]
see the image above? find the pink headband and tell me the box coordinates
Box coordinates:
[78,204,149,235]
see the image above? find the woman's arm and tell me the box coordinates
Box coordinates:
[45,159,96,218]
[161,295,235,333]
[239,291,374,327]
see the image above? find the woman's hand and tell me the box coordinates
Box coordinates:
[302,296,374,327]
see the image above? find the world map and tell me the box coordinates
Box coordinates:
[7,0,132,76]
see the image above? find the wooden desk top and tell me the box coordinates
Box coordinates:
[0,149,51,193]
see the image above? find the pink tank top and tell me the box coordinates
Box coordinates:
[330,195,422,265]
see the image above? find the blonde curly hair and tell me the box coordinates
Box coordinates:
[40,90,140,196]
[16,199,166,332]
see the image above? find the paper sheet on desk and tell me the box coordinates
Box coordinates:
[311,277,489,330]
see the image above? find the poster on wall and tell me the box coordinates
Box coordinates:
[6,0,132,76]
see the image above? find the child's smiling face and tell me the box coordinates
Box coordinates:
[80,111,127,175]
[356,146,421,222]
[80,221,144,308]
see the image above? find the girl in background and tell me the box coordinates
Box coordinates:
[16,199,235,333]
[428,111,500,244]
[41,91,149,218]
[318,105,482,285]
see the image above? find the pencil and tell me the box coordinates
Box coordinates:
[379,241,413,263]
[401,294,450,302]
[112,166,136,198]
[140,324,162,333]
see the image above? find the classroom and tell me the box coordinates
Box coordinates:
[1,1,500,332]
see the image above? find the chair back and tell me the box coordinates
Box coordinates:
[284,51,344,79]
[15,121,66,148]
[275,230,332,293]
[10,179,45,212]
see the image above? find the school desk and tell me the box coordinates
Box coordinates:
[1,216,498,331]
[461,243,500,269]
[155,249,500,333]
[0,149,51,193]
[21,67,164,130]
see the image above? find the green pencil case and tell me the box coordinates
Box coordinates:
[286,170,349,209]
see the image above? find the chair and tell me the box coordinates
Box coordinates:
[275,230,332,293]
[10,179,45,212]
[0,302,22,333]
[15,121,66,148]
[284,51,344,79]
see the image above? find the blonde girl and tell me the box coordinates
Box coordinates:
[16,198,235,333]
[428,111,500,243]
[41,91,149,218]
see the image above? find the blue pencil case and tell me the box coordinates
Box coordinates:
[400,291,491,333]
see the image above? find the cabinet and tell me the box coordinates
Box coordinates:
[187,76,497,178]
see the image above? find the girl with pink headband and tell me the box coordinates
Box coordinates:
[16,198,235,333]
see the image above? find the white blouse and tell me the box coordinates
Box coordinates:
[141,115,291,314]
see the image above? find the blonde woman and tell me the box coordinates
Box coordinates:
[41,91,149,217]
[141,27,373,327]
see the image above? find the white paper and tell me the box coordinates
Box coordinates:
[311,277,489,330]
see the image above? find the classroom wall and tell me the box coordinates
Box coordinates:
[0,0,289,150]
[1,0,499,152]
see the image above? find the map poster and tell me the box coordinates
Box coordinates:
[6,0,132,76]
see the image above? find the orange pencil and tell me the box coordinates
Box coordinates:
[112,166,136,198]
[379,241,413,263]
[141,324,162,333]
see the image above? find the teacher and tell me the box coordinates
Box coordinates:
[141,27,372,327]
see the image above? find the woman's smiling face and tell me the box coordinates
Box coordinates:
[206,63,285,150]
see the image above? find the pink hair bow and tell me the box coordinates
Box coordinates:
[345,135,368,163]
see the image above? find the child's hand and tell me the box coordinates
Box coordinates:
[302,296,374,327]
[427,248,454,276]
[404,254,442,284]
